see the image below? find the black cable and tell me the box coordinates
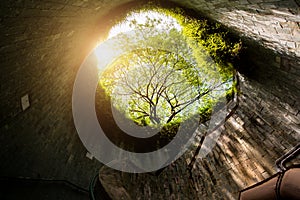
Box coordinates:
[88,170,112,200]
[89,172,99,200]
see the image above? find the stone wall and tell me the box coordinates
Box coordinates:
[105,43,300,200]
[0,0,131,187]
[172,0,300,57]
[0,0,299,199]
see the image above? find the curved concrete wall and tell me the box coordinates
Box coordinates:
[0,0,299,199]
[173,0,300,57]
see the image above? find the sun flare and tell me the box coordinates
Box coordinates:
[94,10,182,71]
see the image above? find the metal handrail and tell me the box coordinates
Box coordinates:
[275,143,300,171]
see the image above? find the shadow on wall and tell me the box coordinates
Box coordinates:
[172,18,300,198]
[237,36,300,110]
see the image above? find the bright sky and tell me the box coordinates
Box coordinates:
[94,10,182,70]
[108,10,182,38]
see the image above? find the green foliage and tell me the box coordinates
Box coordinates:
[159,122,180,140]
[160,8,241,83]
[98,6,241,134]
[171,13,241,62]
[100,48,203,127]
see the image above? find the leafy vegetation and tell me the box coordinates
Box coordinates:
[97,6,241,140]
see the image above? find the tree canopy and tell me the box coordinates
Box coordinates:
[98,8,239,131]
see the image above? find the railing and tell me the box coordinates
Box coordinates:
[275,143,300,171]
[89,172,112,200]
[239,143,300,200]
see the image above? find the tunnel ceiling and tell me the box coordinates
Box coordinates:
[93,0,300,57]
[170,0,300,57]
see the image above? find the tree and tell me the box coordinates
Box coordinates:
[99,11,234,129]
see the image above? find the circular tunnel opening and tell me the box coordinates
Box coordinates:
[90,3,242,153]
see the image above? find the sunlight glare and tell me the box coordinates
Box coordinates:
[108,11,182,39]
[94,38,123,71]
[95,10,182,71]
